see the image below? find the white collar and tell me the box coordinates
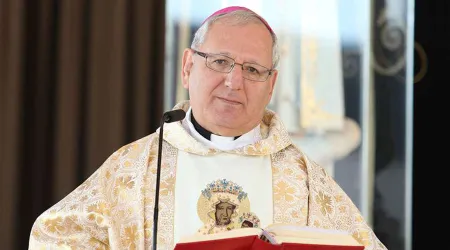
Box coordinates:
[181,107,262,151]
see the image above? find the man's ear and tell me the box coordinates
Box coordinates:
[181,49,194,89]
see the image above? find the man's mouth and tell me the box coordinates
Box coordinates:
[217,97,241,105]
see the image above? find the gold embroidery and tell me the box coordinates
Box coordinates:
[87,202,110,215]
[274,180,296,202]
[44,217,64,233]
[272,149,309,226]
[121,225,138,250]
[353,230,370,246]
[338,206,347,214]
[114,176,135,201]
[160,176,175,196]
[316,191,333,216]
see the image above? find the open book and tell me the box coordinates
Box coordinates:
[175,223,364,250]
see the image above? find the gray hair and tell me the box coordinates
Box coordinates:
[191,10,280,69]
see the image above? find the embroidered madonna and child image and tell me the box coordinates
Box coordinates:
[197,179,261,235]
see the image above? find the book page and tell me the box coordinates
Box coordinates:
[274,235,361,246]
[263,223,362,246]
[265,223,348,235]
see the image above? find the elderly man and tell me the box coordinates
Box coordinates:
[29,6,387,250]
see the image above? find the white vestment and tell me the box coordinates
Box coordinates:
[29,101,387,250]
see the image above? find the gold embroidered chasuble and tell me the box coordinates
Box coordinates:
[29,101,387,250]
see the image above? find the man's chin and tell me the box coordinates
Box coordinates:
[215,105,245,117]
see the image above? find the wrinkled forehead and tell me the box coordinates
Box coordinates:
[202,21,274,64]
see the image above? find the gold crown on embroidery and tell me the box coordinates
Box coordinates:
[201,179,248,202]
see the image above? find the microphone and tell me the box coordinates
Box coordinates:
[162,109,186,123]
[152,109,186,250]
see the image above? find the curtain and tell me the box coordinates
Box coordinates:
[0,0,166,249]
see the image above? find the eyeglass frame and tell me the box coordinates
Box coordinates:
[191,49,274,82]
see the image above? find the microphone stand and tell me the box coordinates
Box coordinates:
[152,115,166,250]
[152,110,185,250]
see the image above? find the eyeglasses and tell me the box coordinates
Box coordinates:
[192,49,273,82]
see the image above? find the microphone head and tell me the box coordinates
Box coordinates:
[163,109,186,123]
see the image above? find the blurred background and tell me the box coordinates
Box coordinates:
[0,0,440,249]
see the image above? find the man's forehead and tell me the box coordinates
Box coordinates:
[200,23,274,65]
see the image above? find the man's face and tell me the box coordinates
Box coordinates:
[181,19,278,137]
[214,201,235,226]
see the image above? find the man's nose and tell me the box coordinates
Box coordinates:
[224,64,244,90]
